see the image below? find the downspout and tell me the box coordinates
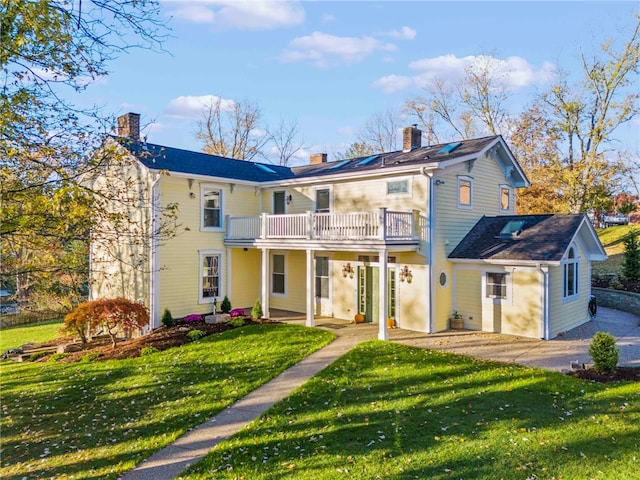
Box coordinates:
[421,167,434,333]
[537,263,550,340]
[149,173,162,330]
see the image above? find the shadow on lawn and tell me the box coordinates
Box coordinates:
[186,341,639,479]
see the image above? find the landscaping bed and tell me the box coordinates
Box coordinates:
[568,366,640,382]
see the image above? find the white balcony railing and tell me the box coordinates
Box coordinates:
[225,208,424,242]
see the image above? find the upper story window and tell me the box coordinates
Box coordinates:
[458,176,473,208]
[387,180,408,195]
[500,185,512,212]
[563,245,579,300]
[273,191,286,215]
[315,188,330,213]
[202,187,222,230]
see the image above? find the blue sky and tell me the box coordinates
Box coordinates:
[81,1,639,165]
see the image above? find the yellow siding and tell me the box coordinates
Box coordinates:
[269,250,306,313]
[502,268,541,337]
[90,151,151,305]
[433,153,514,331]
[548,241,591,337]
[158,178,258,318]
[454,269,482,330]
[230,248,261,310]
[331,258,358,320]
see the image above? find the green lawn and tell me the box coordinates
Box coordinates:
[0,320,64,352]
[184,341,640,480]
[0,323,334,480]
[593,224,640,276]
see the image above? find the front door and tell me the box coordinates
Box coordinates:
[315,256,331,316]
[358,266,397,324]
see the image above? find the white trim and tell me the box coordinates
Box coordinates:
[198,249,224,304]
[438,269,448,288]
[457,175,473,209]
[200,184,224,232]
[271,251,287,297]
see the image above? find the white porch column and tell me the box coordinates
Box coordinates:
[378,249,388,340]
[260,248,270,319]
[306,249,315,327]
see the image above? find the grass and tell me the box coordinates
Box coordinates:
[593,224,640,276]
[184,341,640,480]
[0,320,64,352]
[0,323,334,480]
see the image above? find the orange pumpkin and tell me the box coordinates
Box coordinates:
[387,318,395,329]
[354,313,365,323]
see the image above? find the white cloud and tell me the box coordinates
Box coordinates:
[164,95,235,120]
[337,125,356,136]
[383,26,416,40]
[373,54,557,93]
[167,1,305,30]
[321,13,336,23]
[281,31,396,67]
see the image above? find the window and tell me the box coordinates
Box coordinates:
[387,180,408,195]
[273,191,286,215]
[563,246,579,299]
[315,188,330,213]
[315,256,329,298]
[458,176,472,208]
[500,185,511,211]
[439,271,448,288]
[272,253,286,295]
[486,272,508,299]
[200,252,221,302]
[202,188,222,229]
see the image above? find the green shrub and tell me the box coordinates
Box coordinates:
[161,308,175,328]
[187,329,206,341]
[251,298,263,320]
[229,318,244,327]
[48,352,69,362]
[28,351,50,362]
[140,346,160,356]
[80,352,101,363]
[589,332,619,373]
[622,233,640,281]
[220,296,232,314]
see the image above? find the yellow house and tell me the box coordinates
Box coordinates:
[90,113,606,340]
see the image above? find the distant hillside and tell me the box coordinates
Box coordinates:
[593,224,640,277]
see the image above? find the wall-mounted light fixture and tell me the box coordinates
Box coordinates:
[189,192,196,199]
[399,265,413,284]
[286,194,293,205]
[188,178,196,198]
[435,179,445,185]
[342,262,354,279]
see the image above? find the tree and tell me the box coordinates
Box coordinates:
[1,1,172,309]
[405,53,510,144]
[265,118,305,166]
[196,97,268,160]
[623,233,640,282]
[541,18,640,213]
[335,141,375,160]
[359,107,402,153]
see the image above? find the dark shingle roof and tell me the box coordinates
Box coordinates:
[448,214,586,262]
[122,141,296,182]
[117,135,501,182]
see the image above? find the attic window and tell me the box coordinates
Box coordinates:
[356,155,378,166]
[327,160,350,170]
[438,142,462,154]
[255,163,277,174]
[499,220,525,238]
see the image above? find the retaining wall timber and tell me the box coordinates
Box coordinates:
[592,287,640,317]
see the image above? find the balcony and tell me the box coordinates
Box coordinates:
[225,208,426,249]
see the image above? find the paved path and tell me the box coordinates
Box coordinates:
[119,307,638,479]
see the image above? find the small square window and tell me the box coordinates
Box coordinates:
[387,180,408,195]
[486,272,507,299]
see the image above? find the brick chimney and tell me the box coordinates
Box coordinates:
[310,153,328,165]
[402,124,422,152]
[117,113,141,141]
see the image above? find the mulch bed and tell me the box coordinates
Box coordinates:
[568,367,640,383]
[592,276,640,294]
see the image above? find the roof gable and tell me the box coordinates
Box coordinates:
[449,214,606,263]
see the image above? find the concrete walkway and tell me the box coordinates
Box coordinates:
[119,307,638,480]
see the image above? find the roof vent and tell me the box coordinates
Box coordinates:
[499,220,526,239]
